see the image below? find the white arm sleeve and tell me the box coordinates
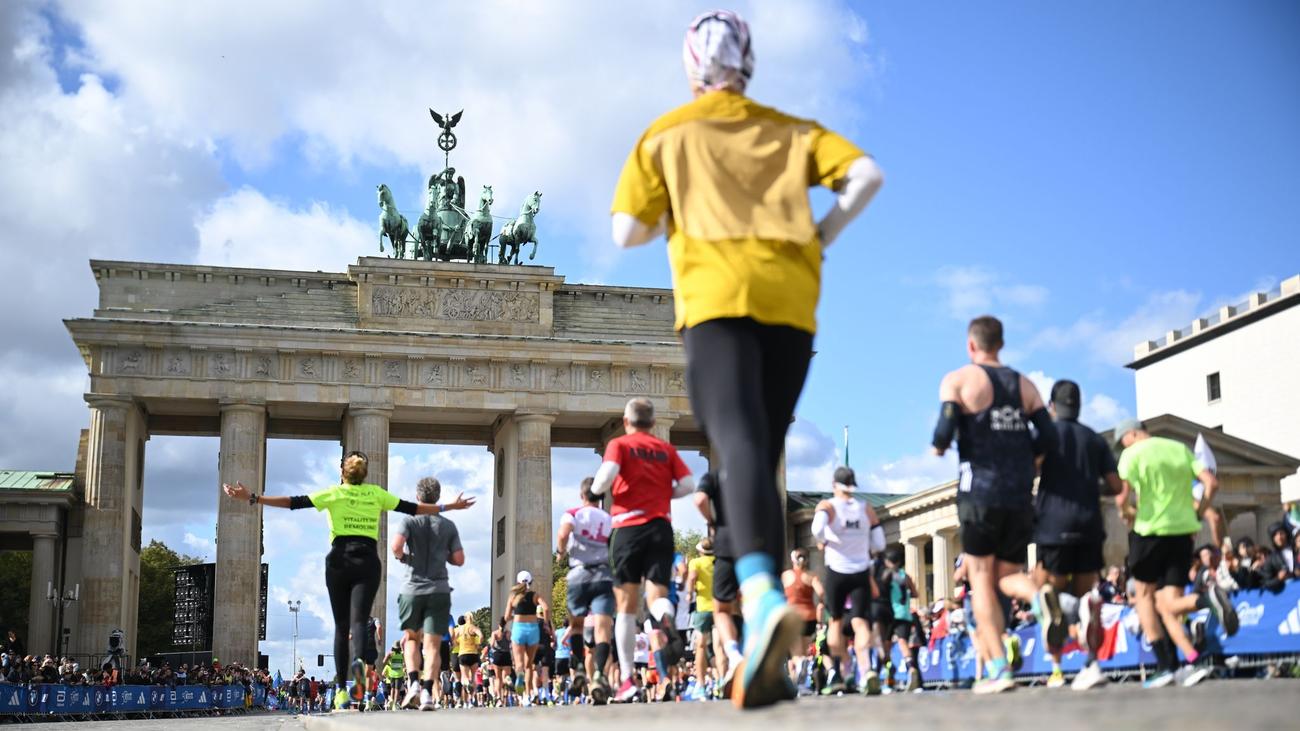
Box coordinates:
[817,156,884,248]
[811,509,831,542]
[671,475,696,498]
[591,461,620,495]
[611,212,666,249]
[869,525,886,555]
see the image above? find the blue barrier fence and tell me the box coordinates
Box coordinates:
[0,683,268,716]
[892,580,1300,683]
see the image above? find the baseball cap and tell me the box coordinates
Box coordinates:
[1050,380,1081,420]
[516,570,533,584]
[832,465,857,490]
[1112,418,1143,448]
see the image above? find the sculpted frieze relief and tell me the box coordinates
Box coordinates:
[369,286,540,323]
[101,344,685,396]
[384,359,404,384]
[118,349,143,374]
[343,359,362,381]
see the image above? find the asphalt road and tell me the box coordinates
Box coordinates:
[37,679,1295,730]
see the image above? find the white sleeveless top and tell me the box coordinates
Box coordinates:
[824,495,871,574]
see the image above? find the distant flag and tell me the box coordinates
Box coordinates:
[1192,433,1217,500]
[273,669,282,689]
[843,425,851,467]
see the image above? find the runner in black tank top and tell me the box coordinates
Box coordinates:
[956,365,1036,509]
[932,316,1062,694]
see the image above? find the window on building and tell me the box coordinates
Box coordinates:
[1206,372,1221,403]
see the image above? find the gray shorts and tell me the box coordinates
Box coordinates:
[567,578,614,618]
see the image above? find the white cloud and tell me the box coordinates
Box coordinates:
[195,188,373,272]
[863,449,956,494]
[1028,289,1202,367]
[181,532,213,557]
[933,266,1049,320]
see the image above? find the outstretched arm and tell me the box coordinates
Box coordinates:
[221,482,308,509]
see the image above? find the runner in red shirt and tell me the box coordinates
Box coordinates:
[591,397,694,702]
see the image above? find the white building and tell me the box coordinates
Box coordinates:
[1129,273,1300,502]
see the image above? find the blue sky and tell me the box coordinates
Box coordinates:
[2,0,1296,675]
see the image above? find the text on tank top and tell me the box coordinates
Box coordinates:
[825,496,871,573]
[565,505,612,567]
[956,365,1036,509]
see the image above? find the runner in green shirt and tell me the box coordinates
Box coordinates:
[222,450,475,710]
[1112,420,1237,689]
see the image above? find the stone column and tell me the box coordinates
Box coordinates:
[213,401,266,667]
[344,406,392,627]
[513,412,556,606]
[904,536,929,609]
[650,417,674,444]
[77,395,144,659]
[930,529,955,604]
[27,533,58,656]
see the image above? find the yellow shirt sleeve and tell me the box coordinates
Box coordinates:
[379,487,400,512]
[611,133,669,227]
[808,125,867,191]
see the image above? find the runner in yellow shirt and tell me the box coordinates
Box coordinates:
[611,9,882,709]
[686,541,717,698]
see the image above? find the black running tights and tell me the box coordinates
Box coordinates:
[682,317,813,565]
[324,538,382,684]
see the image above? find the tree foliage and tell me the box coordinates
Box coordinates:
[674,528,704,560]
[551,551,568,627]
[137,540,202,658]
[0,551,32,643]
[469,606,492,641]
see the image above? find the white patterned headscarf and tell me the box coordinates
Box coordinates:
[683,10,754,93]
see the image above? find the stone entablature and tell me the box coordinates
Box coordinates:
[87,258,679,343]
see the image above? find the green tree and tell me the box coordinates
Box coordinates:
[551,551,568,628]
[0,550,32,643]
[674,529,704,560]
[470,606,492,640]
[137,540,202,658]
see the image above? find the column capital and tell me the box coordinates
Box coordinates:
[347,404,393,418]
[932,526,959,539]
[84,393,135,410]
[218,399,266,415]
[904,533,930,546]
[513,411,558,425]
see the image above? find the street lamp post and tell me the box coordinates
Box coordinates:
[46,582,79,657]
[287,600,302,673]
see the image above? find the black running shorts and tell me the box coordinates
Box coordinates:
[958,500,1034,563]
[713,555,738,604]
[1127,532,1193,589]
[823,567,872,621]
[610,518,674,586]
[891,618,923,647]
[1038,543,1104,577]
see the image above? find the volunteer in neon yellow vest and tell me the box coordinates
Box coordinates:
[222,450,476,710]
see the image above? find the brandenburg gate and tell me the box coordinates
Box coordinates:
[64,257,706,665]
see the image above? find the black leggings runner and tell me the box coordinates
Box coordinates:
[682,317,813,565]
[324,537,382,685]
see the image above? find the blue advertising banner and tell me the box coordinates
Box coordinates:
[111,685,150,713]
[0,686,28,714]
[896,581,1300,683]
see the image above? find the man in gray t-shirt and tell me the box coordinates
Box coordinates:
[390,477,465,710]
